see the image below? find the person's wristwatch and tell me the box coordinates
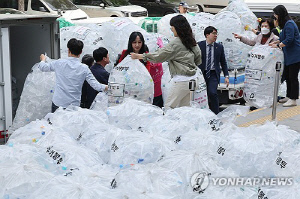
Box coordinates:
[277,43,282,49]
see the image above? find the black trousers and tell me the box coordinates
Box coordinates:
[204,70,219,114]
[284,62,300,100]
[153,94,164,108]
[51,102,59,113]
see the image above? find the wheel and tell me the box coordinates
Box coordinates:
[198,5,204,12]
[239,98,246,105]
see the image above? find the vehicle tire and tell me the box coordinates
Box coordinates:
[239,98,246,105]
[198,5,204,12]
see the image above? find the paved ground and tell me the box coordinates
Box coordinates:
[234,101,300,133]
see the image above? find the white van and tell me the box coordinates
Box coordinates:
[186,0,300,15]
[1,0,89,21]
[74,0,148,18]
[185,0,228,13]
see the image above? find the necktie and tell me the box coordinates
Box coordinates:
[206,44,212,79]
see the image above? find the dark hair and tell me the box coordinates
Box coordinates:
[124,31,147,57]
[170,15,196,51]
[259,18,274,31]
[204,26,217,37]
[93,47,108,62]
[81,54,94,67]
[273,5,291,29]
[67,38,84,56]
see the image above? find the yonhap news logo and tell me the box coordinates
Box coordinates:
[190,172,211,193]
[191,172,293,194]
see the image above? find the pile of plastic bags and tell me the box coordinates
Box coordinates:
[61,18,169,73]
[156,0,257,70]
[3,99,300,198]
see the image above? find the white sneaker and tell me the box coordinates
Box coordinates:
[283,99,297,107]
[279,97,289,103]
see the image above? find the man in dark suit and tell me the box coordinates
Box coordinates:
[86,47,110,108]
[198,26,229,114]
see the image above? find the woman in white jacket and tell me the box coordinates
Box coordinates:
[233,18,279,46]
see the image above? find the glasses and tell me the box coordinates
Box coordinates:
[211,32,218,35]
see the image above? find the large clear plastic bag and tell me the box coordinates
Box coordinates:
[157,149,220,185]
[164,106,215,130]
[213,11,252,70]
[219,122,300,177]
[107,98,163,130]
[112,164,185,198]
[28,175,110,199]
[108,56,154,106]
[161,62,171,103]
[244,45,284,108]
[89,91,109,112]
[191,70,208,109]
[0,153,54,198]
[108,130,173,166]
[11,61,55,131]
[189,12,214,42]
[223,0,258,29]
[101,18,145,63]
[213,11,243,42]
[261,181,300,199]
[78,123,123,164]
[47,106,108,140]
[8,119,52,145]
[34,128,104,174]
[157,13,179,40]
[60,25,105,59]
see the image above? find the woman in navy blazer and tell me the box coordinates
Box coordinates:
[271,5,300,107]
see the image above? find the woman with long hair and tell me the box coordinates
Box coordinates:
[131,15,202,109]
[270,5,300,107]
[118,31,164,108]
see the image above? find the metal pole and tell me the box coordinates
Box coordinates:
[272,62,282,121]
[189,79,196,104]
[0,27,7,144]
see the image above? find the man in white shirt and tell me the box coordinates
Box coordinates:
[39,38,108,112]
[179,2,189,14]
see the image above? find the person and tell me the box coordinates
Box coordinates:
[270,16,281,37]
[198,26,229,114]
[80,54,94,108]
[270,5,300,107]
[38,38,108,113]
[179,2,189,14]
[234,18,279,46]
[131,15,201,109]
[118,31,164,108]
[86,47,110,109]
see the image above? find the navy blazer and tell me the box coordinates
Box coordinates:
[279,20,300,66]
[86,63,109,108]
[197,41,229,83]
